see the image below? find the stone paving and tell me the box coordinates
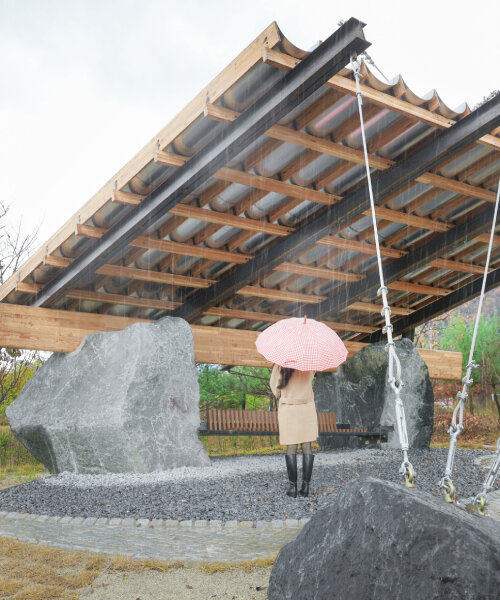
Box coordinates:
[0,493,499,564]
[0,511,306,563]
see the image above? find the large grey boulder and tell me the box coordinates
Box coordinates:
[314,338,434,449]
[269,478,500,600]
[7,317,210,474]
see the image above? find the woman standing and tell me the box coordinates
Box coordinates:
[270,364,318,498]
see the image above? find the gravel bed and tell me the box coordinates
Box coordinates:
[0,448,495,522]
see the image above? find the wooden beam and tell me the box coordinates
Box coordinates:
[317,236,407,258]
[95,264,215,288]
[66,289,180,311]
[261,48,500,151]
[169,204,293,236]
[203,307,377,332]
[203,103,240,123]
[364,207,451,232]
[44,255,71,268]
[428,258,490,275]
[274,262,363,282]
[0,303,462,379]
[76,224,252,264]
[343,302,414,316]
[112,190,146,206]
[236,286,326,303]
[265,125,391,170]
[15,282,42,294]
[154,149,188,168]
[158,145,343,205]
[412,349,464,380]
[417,173,498,203]
[475,233,500,245]
[215,167,339,205]
[387,281,450,296]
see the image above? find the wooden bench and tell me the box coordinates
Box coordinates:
[198,409,391,441]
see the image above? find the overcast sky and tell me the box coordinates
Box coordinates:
[0,0,498,248]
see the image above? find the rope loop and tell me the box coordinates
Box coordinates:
[352,51,412,487]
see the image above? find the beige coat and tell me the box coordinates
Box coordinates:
[270,365,318,446]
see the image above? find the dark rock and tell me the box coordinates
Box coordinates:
[315,338,434,449]
[268,478,500,600]
[7,317,210,473]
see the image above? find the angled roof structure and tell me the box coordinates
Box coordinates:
[1,18,499,352]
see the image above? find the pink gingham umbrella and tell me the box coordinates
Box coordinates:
[255,317,348,371]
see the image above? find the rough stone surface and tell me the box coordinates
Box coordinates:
[268,478,500,600]
[7,317,210,474]
[314,338,434,449]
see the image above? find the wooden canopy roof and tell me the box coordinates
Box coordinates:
[1,19,499,348]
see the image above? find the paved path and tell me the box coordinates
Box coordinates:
[0,492,499,564]
[0,512,305,563]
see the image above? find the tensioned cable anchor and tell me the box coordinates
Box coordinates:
[351,57,414,487]
[439,176,499,504]
[466,438,500,515]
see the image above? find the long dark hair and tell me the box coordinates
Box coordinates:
[277,367,295,390]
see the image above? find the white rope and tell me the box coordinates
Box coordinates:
[470,437,500,514]
[439,176,500,504]
[351,58,414,486]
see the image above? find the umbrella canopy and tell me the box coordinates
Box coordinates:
[255,317,348,371]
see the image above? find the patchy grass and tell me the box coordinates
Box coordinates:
[0,535,276,599]
[197,555,276,574]
[0,536,108,599]
[0,425,45,490]
[0,427,42,470]
[0,464,46,490]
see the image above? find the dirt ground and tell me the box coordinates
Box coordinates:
[84,567,272,600]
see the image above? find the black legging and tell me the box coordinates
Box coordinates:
[286,442,312,455]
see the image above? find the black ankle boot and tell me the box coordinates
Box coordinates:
[299,454,314,497]
[285,454,298,498]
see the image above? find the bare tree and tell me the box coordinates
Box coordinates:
[0,202,39,285]
[0,203,45,413]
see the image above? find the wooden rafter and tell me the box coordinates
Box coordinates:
[317,236,406,258]
[235,286,326,303]
[168,204,292,236]
[203,306,377,333]
[261,47,500,150]
[66,289,180,311]
[343,302,413,316]
[274,262,362,282]
[204,103,499,202]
